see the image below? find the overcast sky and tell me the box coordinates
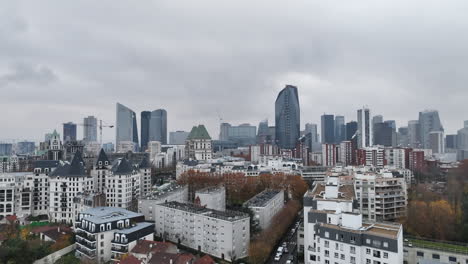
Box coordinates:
[1,1,467,143]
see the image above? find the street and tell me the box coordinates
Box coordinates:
[265,217,301,264]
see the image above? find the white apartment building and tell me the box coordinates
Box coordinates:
[354,171,407,221]
[138,183,188,221]
[403,239,468,264]
[303,175,404,264]
[384,148,407,169]
[91,149,111,193]
[75,207,154,263]
[49,152,94,224]
[195,186,226,211]
[0,173,16,218]
[32,160,60,216]
[147,141,161,160]
[243,189,284,230]
[105,158,141,210]
[154,202,250,262]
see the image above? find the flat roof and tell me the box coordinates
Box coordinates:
[307,183,355,201]
[157,202,249,222]
[195,186,225,194]
[115,222,154,234]
[244,189,283,207]
[81,207,143,224]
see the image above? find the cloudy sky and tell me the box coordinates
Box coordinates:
[1,0,467,143]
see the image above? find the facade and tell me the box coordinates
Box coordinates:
[340,141,353,166]
[374,122,394,147]
[419,110,444,149]
[335,115,346,143]
[429,131,445,154]
[149,109,168,145]
[384,148,408,169]
[63,122,77,142]
[303,175,404,264]
[195,186,226,211]
[116,103,139,151]
[408,120,421,148]
[346,121,358,141]
[227,124,257,146]
[354,172,407,221]
[32,160,60,215]
[154,202,250,262]
[321,114,335,144]
[243,189,284,230]
[169,131,190,145]
[357,107,372,148]
[47,130,63,161]
[83,116,98,142]
[105,158,141,210]
[219,123,231,141]
[275,85,300,149]
[140,111,151,151]
[138,183,188,221]
[49,152,93,224]
[75,207,154,263]
[185,125,212,161]
[403,240,468,264]
[357,147,385,168]
[322,144,339,167]
[0,143,13,156]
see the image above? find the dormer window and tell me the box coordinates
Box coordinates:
[105,161,109,165]
[100,224,105,232]
[107,223,111,230]
[125,219,130,227]
[99,161,102,166]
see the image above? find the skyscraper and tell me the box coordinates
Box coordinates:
[169,131,190,145]
[419,110,444,149]
[305,123,319,143]
[429,131,445,154]
[346,121,358,141]
[372,115,383,145]
[149,109,167,145]
[63,122,77,142]
[321,114,335,144]
[408,120,421,148]
[445,134,457,149]
[219,123,231,141]
[334,115,345,143]
[140,111,151,150]
[373,122,393,146]
[83,116,98,142]
[116,103,139,150]
[357,107,372,148]
[398,127,409,147]
[275,85,300,149]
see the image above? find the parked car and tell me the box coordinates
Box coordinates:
[274,254,281,261]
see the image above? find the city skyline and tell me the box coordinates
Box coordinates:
[1,1,468,142]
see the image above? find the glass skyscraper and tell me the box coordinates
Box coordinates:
[63,122,77,142]
[419,110,444,149]
[321,114,335,144]
[275,85,300,149]
[357,107,372,148]
[116,103,139,150]
[140,111,151,150]
[149,109,167,145]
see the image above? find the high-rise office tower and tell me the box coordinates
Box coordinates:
[408,120,421,148]
[219,123,231,141]
[169,131,190,145]
[398,127,409,147]
[445,134,457,149]
[116,103,139,150]
[149,109,167,145]
[419,110,444,149]
[63,122,77,142]
[275,85,300,149]
[464,120,468,128]
[321,114,335,144]
[373,122,393,146]
[346,121,358,141]
[457,122,468,150]
[257,119,269,137]
[83,116,98,142]
[305,123,319,143]
[429,131,445,154]
[357,107,372,148]
[384,120,397,146]
[334,115,345,143]
[140,111,151,150]
[257,120,274,144]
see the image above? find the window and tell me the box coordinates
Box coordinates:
[373,250,381,258]
[366,239,371,244]
[383,242,388,248]
[310,255,316,261]
[416,251,424,257]
[350,246,356,254]
[366,259,371,264]
[383,252,388,259]
[432,254,440,260]
[325,241,329,248]
[325,250,329,257]
[366,248,371,254]
[449,256,456,262]
[334,253,338,258]
[340,254,345,260]
[325,231,330,238]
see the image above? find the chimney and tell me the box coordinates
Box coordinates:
[170,260,173,264]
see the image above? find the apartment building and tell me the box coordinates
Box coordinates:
[49,152,94,224]
[154,202,250,262]
[354,171,407,221]
[243,189,284,230]
[303,175,404,264]
[105,158,141,210]
[195,186,226,211]
[75,207,154,263]
[138,183,188,221]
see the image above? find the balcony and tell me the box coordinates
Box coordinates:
[76,231,96,242]
[76,245,96,258]
[76,237,96,249]
[111,244,128,253]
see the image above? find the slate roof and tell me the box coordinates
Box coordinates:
[139,156,151,169]
[95,148,110,166]
[187,125,211,140]
[112,158,134,175]
[50,152,86,177]
[34,160,60,169]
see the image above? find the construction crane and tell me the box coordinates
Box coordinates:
[65,120,114,145]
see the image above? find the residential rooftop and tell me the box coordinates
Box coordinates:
[195,185,225,194]
[114,222,154,234]
[306,182,355,201]
[244,189,283,208]
[320,221,401,240]
[158,201,249,222]
[80,207,143,224]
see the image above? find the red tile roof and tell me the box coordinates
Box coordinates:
[130,240,177,255]
[194,255,216,264]
[116,255,142,264]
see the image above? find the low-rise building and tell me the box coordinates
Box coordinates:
[138,183,188,221]
[403,238,468,264]
[243,189,284,230]
[154,202,250,262]
[195,186,226,211]
[74,207,154,263]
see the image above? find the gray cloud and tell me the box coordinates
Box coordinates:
[0,0,467,142]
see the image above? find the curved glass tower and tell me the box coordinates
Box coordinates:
[116,103,139,150]
[275,85,300,149]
